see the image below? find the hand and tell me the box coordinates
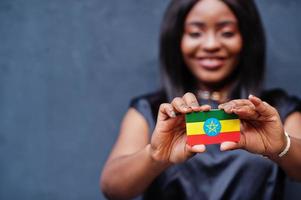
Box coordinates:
[150,92,211,164]
[218,95,286,158]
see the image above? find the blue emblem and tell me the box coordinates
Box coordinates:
[203,118,221,136]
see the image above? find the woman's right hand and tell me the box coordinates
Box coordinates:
[150,92,211,164]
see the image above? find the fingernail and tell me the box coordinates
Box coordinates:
[191,103,198,109]
[183,105,190,111]
[220,143,226,151]
[225,105,232,110]
[170,111,176,118]
[192,145,205,152]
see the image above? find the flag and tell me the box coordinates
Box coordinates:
[185,109,240,145]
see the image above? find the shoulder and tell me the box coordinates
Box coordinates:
[130,90,167,108]
[261,88,301,121]
[130,90,167,116]
[129,90,167,131]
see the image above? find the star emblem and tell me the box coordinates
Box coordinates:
[203,118,221,136]
[206,120,218,133]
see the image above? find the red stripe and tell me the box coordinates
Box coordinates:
[186,132,240,146]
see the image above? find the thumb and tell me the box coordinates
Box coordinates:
[248,95,275,118]
[186,144,206,154]
[220,141,240,151]
[220,134,245,151]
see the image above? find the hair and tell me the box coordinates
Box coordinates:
[159,0,266,100]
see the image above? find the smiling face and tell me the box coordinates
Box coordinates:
[181,0,242,89]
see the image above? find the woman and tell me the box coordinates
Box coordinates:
[101,0,301,199]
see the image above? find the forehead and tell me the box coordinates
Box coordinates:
[185,0,237,24]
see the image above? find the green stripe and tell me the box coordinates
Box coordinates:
[185,109,238,123]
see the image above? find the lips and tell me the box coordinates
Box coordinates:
[196,57,225,70]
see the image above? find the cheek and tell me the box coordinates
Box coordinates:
[222,36,242,76]
[225,36,243,56]
[181,36,198,57]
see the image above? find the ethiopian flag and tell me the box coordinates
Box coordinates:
[185,110,240,145]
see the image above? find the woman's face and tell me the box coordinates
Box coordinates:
[181,0,242,87]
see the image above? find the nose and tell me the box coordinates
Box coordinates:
[202,33,221,52]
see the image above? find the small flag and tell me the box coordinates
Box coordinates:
[185,109,240,145]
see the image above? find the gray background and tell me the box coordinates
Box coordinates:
[0,0,300,199]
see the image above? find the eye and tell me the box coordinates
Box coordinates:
[221,32,235,38]
[188,32,202,38]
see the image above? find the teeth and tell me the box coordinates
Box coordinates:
[199,58,223,68]
[203,59,220,64]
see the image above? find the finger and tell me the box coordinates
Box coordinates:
[220,141,241,151]
[186,144,206,153]
[219,99,253,114]
[171,97,192,114]
[199,104,211,112]
[182,92,201,111]
[248,95,275,118]
[157,103,176,121]
[231,105,259,120]
[220,130,246,151]
[220,99,259,120]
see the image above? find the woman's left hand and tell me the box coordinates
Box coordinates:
[218,95,286,158]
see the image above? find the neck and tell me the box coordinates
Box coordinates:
[199,84,229,94]
[197,81,237,103]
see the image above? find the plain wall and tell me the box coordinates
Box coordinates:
[0,0,300,199]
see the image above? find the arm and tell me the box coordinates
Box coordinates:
[219,95,301,181]
[100,108,168,199]
[273,112,301,180]
[101,93,209,199]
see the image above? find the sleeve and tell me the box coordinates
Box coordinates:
[261,89,301,122]
[129,96,156,132]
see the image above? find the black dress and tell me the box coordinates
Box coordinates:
[130,89,301,200]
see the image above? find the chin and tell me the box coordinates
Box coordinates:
[196,74,227,85]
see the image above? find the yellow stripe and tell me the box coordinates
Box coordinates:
[186,119,240,135]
